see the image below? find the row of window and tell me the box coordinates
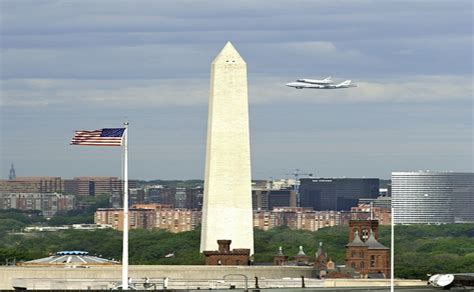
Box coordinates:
[349,255,380,269]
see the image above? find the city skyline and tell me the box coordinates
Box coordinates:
[1,1,472,180]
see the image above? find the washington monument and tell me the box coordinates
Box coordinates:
[200,42,254,254]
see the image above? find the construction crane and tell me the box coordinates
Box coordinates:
[286,169,313,207]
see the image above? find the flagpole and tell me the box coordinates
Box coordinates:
[391,206,394,292]
[122,122,129,289]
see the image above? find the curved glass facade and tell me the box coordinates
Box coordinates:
[392,172,474,224]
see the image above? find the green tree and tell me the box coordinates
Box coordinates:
[0,223,472,278]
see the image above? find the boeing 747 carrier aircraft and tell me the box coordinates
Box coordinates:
[286,78,357,89]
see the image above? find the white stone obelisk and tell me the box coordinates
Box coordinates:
[200,42,254,254]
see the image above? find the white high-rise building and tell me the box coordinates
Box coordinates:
[392,171,474,224]
[200,42,254,254]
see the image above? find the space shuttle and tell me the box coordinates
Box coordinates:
[296,76,333,85]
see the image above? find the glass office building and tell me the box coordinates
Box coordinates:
[299,178,380,211]
[392,171,474,224]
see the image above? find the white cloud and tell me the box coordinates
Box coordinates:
[280,41,337,54]
[0,78,208,107]
[1,75,471,108]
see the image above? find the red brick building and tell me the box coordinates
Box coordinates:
[294,246,310,266]
[203,240,250,265]
[273,246,289,266]
[345,220,390,278]
[314,242,328,270]
[348,219,379,242]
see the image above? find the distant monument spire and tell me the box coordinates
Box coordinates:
[9,163,16,180]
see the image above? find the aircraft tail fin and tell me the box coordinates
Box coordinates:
[339,80,351,86]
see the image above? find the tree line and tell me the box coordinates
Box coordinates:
[0,211,472,279]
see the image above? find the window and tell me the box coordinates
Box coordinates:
[362,228,369,241]
[360,261,365,269]
[370,255,376,268]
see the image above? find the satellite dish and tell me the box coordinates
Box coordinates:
[428,274,440,286]
[435,274,454,287]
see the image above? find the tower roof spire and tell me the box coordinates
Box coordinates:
[276,246,284,256]
[212,41,246,65]
[316,241,326,258]
[297,245,306,256]
[346,230,367,247]
[9,163,16,180]
[366,229,389,249]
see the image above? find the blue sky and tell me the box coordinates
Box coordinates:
[1,0,472,180]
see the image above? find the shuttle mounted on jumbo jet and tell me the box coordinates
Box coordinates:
[286,78,357,89]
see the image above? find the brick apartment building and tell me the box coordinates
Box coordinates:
[0,176,138,198]
[64,177,137,196]
[94,207,156,231]
[155,208,202,233]
[253,210,284,231]
[145,187,203,209]
[253,207,346,232]
[0,177,64,193]
[94,204,201,233]
[0,193,75,217]
[351,204,391,225]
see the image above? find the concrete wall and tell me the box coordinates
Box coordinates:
[0,265,316,290]
[0,265,426,290]
[11,278,325,290]
[324,279,426,287]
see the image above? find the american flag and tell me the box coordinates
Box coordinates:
[70,128,125,146]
